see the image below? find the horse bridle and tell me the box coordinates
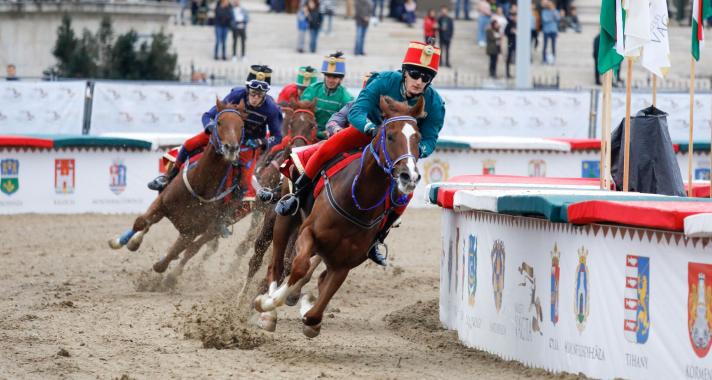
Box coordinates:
[350,115,418,211]
[209,108,245,157]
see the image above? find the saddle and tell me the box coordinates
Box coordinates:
[280,143,363,214]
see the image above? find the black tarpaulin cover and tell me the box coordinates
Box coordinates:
[610,105,685,196]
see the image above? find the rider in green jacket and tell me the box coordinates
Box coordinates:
[300,51,354,139]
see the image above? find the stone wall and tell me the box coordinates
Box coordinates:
[0,1,178,77]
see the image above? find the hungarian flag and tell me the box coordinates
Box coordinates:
[692,0,712,61]
[598,0,624,73]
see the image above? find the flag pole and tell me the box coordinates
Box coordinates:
[600,71,613,189]
[688,57,696,197]
[651,74,657,107]
[623,58,633,192]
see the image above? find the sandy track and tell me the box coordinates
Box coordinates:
[0,209,574,379]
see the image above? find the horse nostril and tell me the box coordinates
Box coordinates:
[399,172,411,183]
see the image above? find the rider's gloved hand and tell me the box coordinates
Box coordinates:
[245,138,264,149]
[204,119,217,134]
[418,143,426,158]
[364,121,378,137]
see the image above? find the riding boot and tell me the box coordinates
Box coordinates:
[147,164,179,192]
[275,173,312,216]
[367,211,401,266]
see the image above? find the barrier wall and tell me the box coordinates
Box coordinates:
[439,206,712,379]
[0,148,162,214]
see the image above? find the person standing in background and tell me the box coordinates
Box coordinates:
[593,33,601,85]
[486,19,501,78]
[231,0,249,62]
[214,0,234,60]
[504,7,517,78]
[354,0,372,55]
[476,0,493,46]
[321,0,335,35]
[403,0,416,27]
[455,0,471,19]
[540,0,560,64]
[306,0,323,53]
[424,9,438,43]
[296,3,308,53]
[438,6,454,67]
[372,0,385,22]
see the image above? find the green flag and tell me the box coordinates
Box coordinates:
[692,0,712,61]
[598,0,624,73]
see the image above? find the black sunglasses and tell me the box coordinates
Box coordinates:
[406,69,433,83]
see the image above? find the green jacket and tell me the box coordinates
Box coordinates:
[300,82,354,139]
[347,71,445,158]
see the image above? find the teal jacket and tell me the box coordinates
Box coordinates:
[347,71,445,158]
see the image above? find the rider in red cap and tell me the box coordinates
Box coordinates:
[275,41,446,266]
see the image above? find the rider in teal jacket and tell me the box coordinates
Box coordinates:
[347,70,444,158]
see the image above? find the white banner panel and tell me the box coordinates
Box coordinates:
[595,92,712,141]
[0,149,163,214]
[438,89,592,138]
[440,210,712,379]
[90,82,288,134]
[0,81,86,134]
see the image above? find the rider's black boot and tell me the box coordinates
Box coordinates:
[367,212,400,267]
[147,165,179,192]
[275,173,312,216]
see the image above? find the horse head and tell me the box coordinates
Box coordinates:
[214,97,247,163]
[377,95,423,194]
[287,97,318,147]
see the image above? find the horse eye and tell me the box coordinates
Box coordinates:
[387,133,395,141]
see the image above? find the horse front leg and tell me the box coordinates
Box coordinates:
[164,231,218,286]
[254,226,321,313]
[301,268,350,338]
[108,197,164,251]
[152,234,193,273]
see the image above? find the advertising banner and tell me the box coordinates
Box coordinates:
[440,210,712,379]
[0,81,86,134]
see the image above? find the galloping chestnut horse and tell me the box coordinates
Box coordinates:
[240,99,319,278]
[254,96,424,337]
[108,99,247,278]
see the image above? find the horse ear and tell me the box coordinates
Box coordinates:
[379,96,393,118]
[216,96,225,112]
[288,94,297,108]
[410,96,425,118]
[236,99,247,117]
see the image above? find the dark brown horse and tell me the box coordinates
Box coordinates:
[254,96,423,337]
[108,99,247,281]
[240,99,319,287]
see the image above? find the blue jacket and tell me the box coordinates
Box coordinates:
[201,87,283,147]
[347,71,445,158]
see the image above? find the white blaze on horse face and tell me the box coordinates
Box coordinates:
[400,123,420,191]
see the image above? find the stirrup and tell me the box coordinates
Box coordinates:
[257,187,278,203]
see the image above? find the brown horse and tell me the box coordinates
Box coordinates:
[108,99,247,281]
[254,96,423,337]
[233,99,318,264]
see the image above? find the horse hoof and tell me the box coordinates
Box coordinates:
[302,323,321,338]
[258,311,277,332]
[153,261,169,274]
[126,232,144,252]
[163,273,178,288]
[286,293,300,307]
[108,238,123,250]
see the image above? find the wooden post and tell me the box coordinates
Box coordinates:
[688,58,696,197]
[623,58,633,192]
[652,74,657,107]
[601,71,613,189]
